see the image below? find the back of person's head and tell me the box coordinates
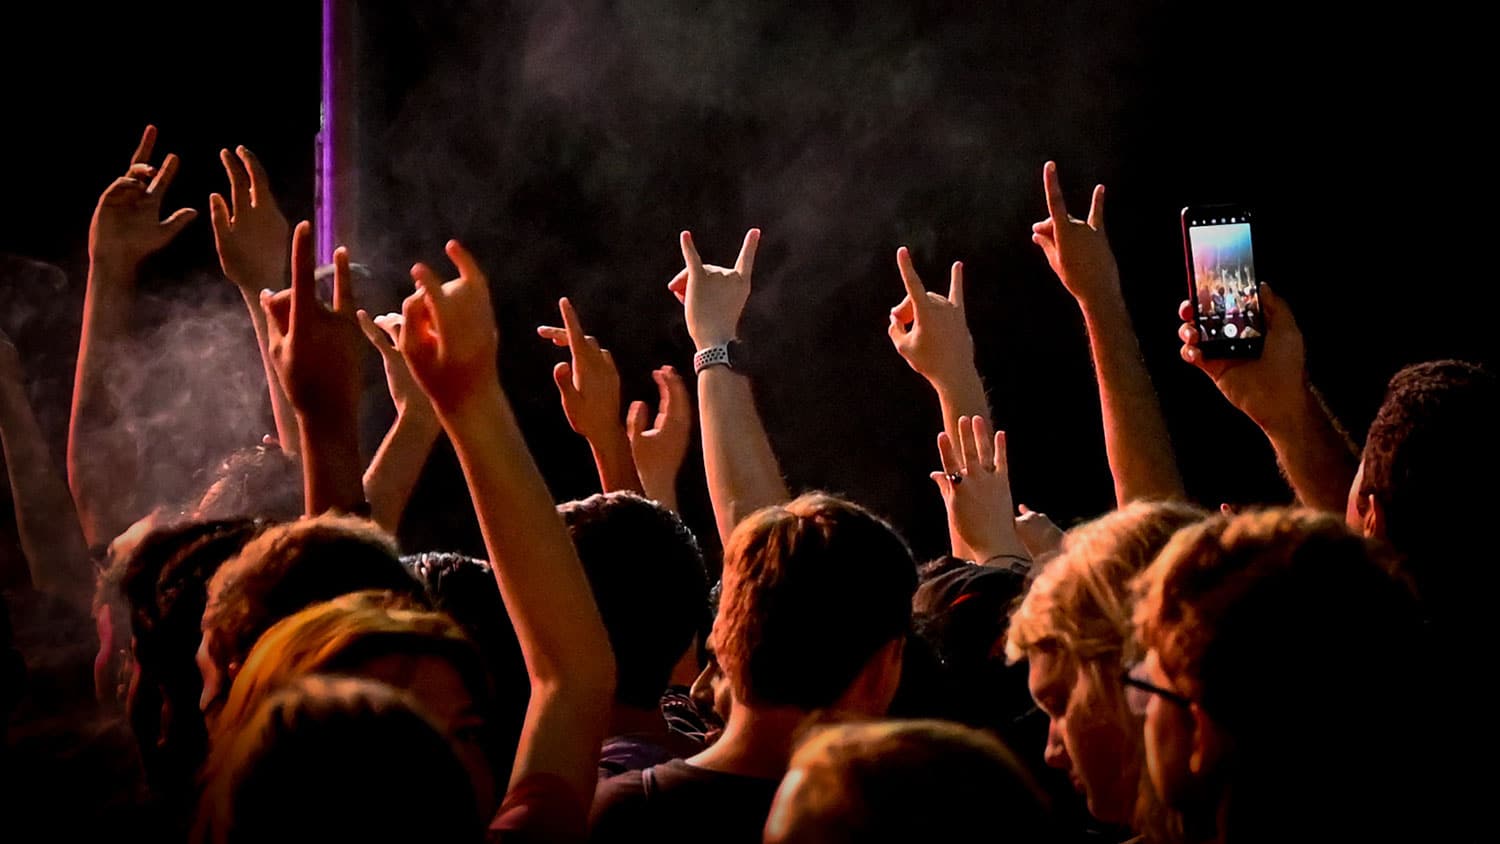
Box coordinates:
[1356,360,1497,622]
[199,515,424,715]
[558,492,708,710]
[405,551,529,782]
[712,493,916,713]
[196,675,482,844]
[1002,500,1204,837]
[1006,501,1207,665]
[192,445,303,523]
[1133,509,1427,842]
[123,519,264,807]
[212,591,479,737]
[764,719,1055,843]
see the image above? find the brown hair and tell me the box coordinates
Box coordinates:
[711,493,916,710]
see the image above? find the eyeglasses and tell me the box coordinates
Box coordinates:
[1121,663,1193,715]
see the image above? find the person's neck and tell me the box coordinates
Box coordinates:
[685,702,810,780]
[608,703,670,740]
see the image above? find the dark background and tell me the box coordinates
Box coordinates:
[2,1,1493,578]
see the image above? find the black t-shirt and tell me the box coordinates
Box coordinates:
[589,759,780,844]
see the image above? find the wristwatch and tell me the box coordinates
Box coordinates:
[693,340,744,375]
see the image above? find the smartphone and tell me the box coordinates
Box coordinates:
[1181,205,1263,359]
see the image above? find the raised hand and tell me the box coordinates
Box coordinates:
[667,229,760,348]
[1014,504,1065,560]
[210,146,290,293]
[398,241,500,417]
[537,298,623,441]
[262,225,365,420]
[888,247,973,383]
[1177,284,1307,430]
[931,416,1030,565]
[1031,160,1118,305]
[359,311,433,423]
[627,365,693,510]
[89,125,197,271]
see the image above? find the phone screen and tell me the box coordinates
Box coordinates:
[1187,217,1263,353]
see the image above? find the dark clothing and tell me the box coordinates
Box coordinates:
[590,759,779,844]
[597,728,702,778]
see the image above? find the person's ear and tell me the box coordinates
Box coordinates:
[1189,702,1223,777]
[1362,494,1386,540]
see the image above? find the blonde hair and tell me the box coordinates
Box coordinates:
[1003,500,1204,844]
[1005,501,1205,664]
[209,591,477,749]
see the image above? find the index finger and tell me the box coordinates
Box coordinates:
[221,148,250,214]
[1043,160,1068,224]
[237,146,273,208]
[289,221,317,323]
[680,231,705,277]
[896,247,928,311]
[948,261,964,310]
[559,297,588,352]
[735,228,761,278]
[129,125,157,168]
[332,246,354,313]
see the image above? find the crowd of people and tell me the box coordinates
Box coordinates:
[0,129,1493,844]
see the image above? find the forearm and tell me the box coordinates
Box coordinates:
[698,368,790,544]
[1260,383,1358,512]
[240,287,300,455]
[587,427,645,495]
[931,365,989,559]
[68,260,140,545]
[363,411,442,534]
[2,384,93,609]
[297,410,366,516]
[637,468,680,513]
[443,385,614,795]
[1079,290,1186,504]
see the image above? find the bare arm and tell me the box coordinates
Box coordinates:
[265,225,367,516]
[1,335,92,609]
[209,146,299,454]
[670,228,789,544]
[1179,289,1356,511]
[888,248,990,558]
[1034,162,1184,504]
[400,240,613,804]
[70,126,197,544]
[358,311,442,534]
[536,298,644,495]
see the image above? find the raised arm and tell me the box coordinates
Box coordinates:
[262,224,367,516]
[887,247,988,558]
[70,125,197,545]
[536,298,643,494]
[398,240,614,809]
[1,331,92,609]
[358,310,441,534]
[669,228,788,544]
[1033,161,1185,504]
[626,365,693,512]
[1178,288,1356,511]
[208,145,298,455]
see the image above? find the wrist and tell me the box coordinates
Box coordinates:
[690,329,737,351]
[1249,375,1317,438]
[395,404,443,437]
[1076,282,1128,322]
[932,365,985,404]
[437,380,509,434]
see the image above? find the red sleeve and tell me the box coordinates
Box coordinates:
[488,773,590,844]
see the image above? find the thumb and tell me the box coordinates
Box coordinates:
[1018,503,1033,515]
[929,470,953,497]
[1259,282,1293,331]
[627,400,649,442]
[159,207,198,240]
